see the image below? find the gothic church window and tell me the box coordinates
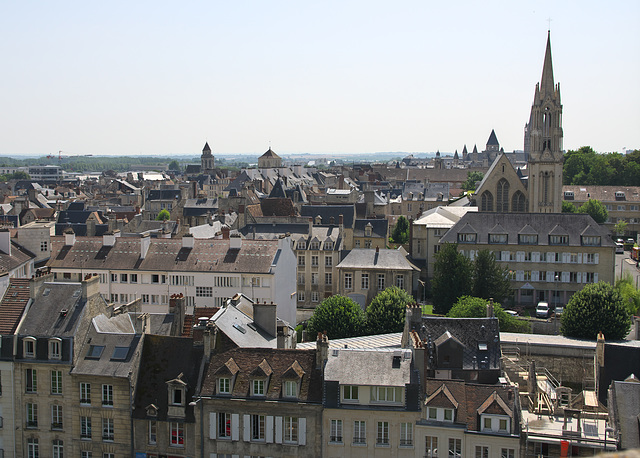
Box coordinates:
[481,191,493,212]
[512,191,526,212]
[496,179,510,212]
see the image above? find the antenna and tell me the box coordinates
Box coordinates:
[547,17,552,31]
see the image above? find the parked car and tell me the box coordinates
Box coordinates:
[504,310,519,317]
[536,301,550,318]
[616,243,624,254]
[554,306,564,316]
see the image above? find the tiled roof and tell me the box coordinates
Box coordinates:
[0,242,34,272]
[0,278,30,334]
[201,347,322,403]
[182,307,219,337]
[563,185,640,203]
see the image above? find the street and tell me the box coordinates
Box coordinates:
[615,251,640,287]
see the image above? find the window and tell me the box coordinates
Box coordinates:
[111,273,117,282]
[311,255,319,266]
[252,379,265,396]
[481,191,494,211]
[425,436,438,457]
[457,233,477,243]
[102,384,113,406]
[371,386,402,403]
[400,422,413,446]
[41,240,48,252]
[490,233,508,244]
[102,418,114,441]
[120,273,128,282]
[519,234,538,244]
[475,446,489,458]
[428,407,437,420]
[311,273,318,285]
[581,236,601,246]
[524,251,533,261]
[284,380,297,397]
[171,386,183,405]
[130,273,138,283]
[444,409,454,422]
[549,235,568,245]
[149,420,157,444]
[49,339,61,360]
[151,295,159,304]
[585,253,597,264]
[218,377,230,394]
[284,416,298,444]
[311,291,319,302]
[396,275,404,289]
[483,417,491,430]
[343,385,359,402]
[376,421,389,446]
[81,416,92,439]
[24,337,36,358]
[86,345,104,359]
[51,405,63,429]
[310,241,320,250]
[501,448,515,458]
[110,293,118,303]
[325,255,333,266]
[297,291,305,302]
[26,402,38,427]
[499,418,508,431]
[297,273,305,284]
[151,274,160,284]
[365,240,372,248]
[377,274,385,290]
[361,273,369,289]
[80,383,91,405]
[324,241,334,250]
[81,452,92,458]
[119,294,128,303]
[330,419,343,443]
[142,294,149,304]
[353,420,366,445]
[26,369,37,393]
[585,272,595,282]
[218,412,231,439]
[251,414,265,441]
[298,255,305,266]
[196,286,213,297]
[344,273,352,290]
[171,422,184,446]
[296,240,306,250]
[325,273,332,285]
[434,245,440,254]
[448,438,461,458]
[27,438,38,458]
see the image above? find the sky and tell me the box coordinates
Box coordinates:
[1,1,639,157]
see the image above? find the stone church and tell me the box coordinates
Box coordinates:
[474,32,563,213]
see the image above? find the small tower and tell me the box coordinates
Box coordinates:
[200,142,215,175]
[526,32,564,213]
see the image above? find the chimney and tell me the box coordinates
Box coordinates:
[487,298,494,317]
[308,217,313,234]
[64,228,76,246]
[29,269,54,298]
[169,294,186,337]
[221,227,230,240]
[596,331,605,368]
[140,233,150,259]
[82,274,100,301]
[229,233,242,249]
[203,323,217,362]
[0,229,11,256]
[316,332,329,374]
[253,301,277,337]
[182,234,194,249]
[102,232,116,247]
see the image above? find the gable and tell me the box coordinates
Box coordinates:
[475,154,527,198]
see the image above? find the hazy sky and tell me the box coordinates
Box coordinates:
[2,1,639,157]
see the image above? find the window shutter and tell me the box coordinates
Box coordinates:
[547,253,554,263]
[562,252,569,263]
[231,413,239,441]
[533,252,540,262]
[562,272,569,282]
[209,412,216,439]
[275,416,283,444]
[594,273,598,282]
[578,253,582,264]
[594,253,599,264]
[266,416,274,443]
[210,454,216,458]
[243,414,250,442]
[502,251,509,261]
[299,417,307,445]
[532,271,539,282]
[516,271,524,281]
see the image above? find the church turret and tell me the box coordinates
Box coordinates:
[526,31,564,213]
[201,141,215,175]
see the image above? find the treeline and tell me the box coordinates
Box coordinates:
[564,146,640,186]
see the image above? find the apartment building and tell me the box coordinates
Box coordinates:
[439,212,615,306]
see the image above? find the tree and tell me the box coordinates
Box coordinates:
[307,295,365,339]
[366,286,414,334]
[431,243,472,314]
[562,201,577,213]
[447,296,530,333]
[391,216,410,244]
[168,160,181,171]
[578,199,608,224]
[615,275,640,316]
[561,282,631,340]
[471,250,512,302]
[156,209,170,221]
[614,220,628,237]
[462,171,484,191]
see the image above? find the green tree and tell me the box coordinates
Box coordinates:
[391,216,410,244]
[156,209,171,221]
[578,199,608,224]
[431,243,472,315]
[614,220,628,237]
[462,171,484,191]
[447,296,530,333]
[366,286,414,334]
[307,295,366,339]
[615,275,640,316]
[168,160,181,171]
[562,201,577,213]
[471,250,512,302]
[561,282,632,340]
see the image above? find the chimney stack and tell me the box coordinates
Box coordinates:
[82,274,100,302]
[203,323,217,362]
[64,228,76,246]
[316,331,329,374]
[487,298,494,317]
[0,229,11,256]
[102,232,116,247]
[253,301,277,337]
[182,234,194,249]
[229,233,242,249]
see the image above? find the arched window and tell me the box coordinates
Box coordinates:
[496,179,510,212]
[512,191,526,212]
[481,191,493,212]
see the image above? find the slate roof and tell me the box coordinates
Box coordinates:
[487,129,499,146]
[0,241,34,272]
[337,248,418,271]
[259,198,296,217]
[353,219,388,238]
[424,379,518,433]
[133,334,203,422]
[147,189,182,201]
[0,278,30,334]
[439,212,615,247]
[182,198,218,216]
[324,348,413,387]
[239,223,309,240]
[260,148,280,159]
[562,185,640,203]
[208,304,278,348]
[608,378,640,449]
[201,347,322,403]
[48,236,283,273]
[301,205,355,228]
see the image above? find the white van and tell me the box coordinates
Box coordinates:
[536,301,550,318]
[616,243,624,254]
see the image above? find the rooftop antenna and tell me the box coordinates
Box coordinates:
[547,17,552,32]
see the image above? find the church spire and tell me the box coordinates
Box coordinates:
[540,31,554,94]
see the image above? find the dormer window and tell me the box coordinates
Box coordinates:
[489,234,507,244]
[365,224,372,237]
[296,240,306,250]
[342,385,359,403]
[283,380,298,398]
[518,234,538,245]
[615,191,625,200]
[457,233,476,243]
[252,379,265,396]
[167,373,188,418]
[324,241,334,250]
[427,407,454,422]
[549,235,568,245]
[564,191,574,200]
[218,377,230,395]
[49,338,62,360]
[172,386,183,405]
[310,241,320,250]
[581,236,601,246]
[23,336,36,358]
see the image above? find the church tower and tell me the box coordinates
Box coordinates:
[526,32,564,213]
[201,142,215,175]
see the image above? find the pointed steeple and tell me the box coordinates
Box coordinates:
[487,129,499,146]
[453,150,459,161]
[203,142,211,153]
[540,31,554,94]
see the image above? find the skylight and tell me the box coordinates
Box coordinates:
[86,345,105,359]
[111,346,129,360]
